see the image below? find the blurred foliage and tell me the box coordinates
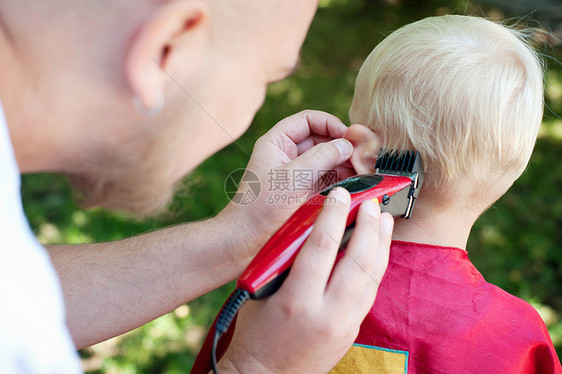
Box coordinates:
[21,0,562,372]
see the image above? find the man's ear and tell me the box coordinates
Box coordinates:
[126,0,208,109]
[343,124,383,174]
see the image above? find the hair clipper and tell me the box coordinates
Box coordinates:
[238,149,424,299]
[191,148,424,374]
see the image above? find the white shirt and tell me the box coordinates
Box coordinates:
[0,102,81,373]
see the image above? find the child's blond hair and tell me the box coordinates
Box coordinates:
[350,15,544,193]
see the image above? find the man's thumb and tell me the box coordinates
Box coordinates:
[288,139,353,174]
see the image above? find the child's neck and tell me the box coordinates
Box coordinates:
[390,198,480,251]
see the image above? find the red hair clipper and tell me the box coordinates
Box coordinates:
[192,149,424,374]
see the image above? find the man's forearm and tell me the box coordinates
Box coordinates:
[47,210,256,349]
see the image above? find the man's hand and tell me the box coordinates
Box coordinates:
[47,110,362,349]
[220,110,357,257]
[218,188,394,373]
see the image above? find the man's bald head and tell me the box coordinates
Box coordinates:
[0,0,318,216]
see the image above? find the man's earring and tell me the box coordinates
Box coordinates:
[133,93,165,117]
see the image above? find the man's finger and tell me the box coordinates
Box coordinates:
[270,110,347,146]
[284,138,353,176]
[295,134,333,156]
[326,201,392,318]
[282,188,351,298]
[354,212,393,316]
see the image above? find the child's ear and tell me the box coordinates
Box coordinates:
[343,124,383,174]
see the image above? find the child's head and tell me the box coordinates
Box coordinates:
[349,15,544,200]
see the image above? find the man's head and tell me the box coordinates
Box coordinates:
[346,15,544,208]
[0,0,318,216]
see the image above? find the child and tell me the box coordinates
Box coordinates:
[332,15,561,373]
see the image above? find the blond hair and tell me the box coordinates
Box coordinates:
[350,15,544,192]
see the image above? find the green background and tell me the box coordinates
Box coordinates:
[21,0,562,372]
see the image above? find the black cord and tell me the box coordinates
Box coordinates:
[211,289,250,374]
[211,330,221,374]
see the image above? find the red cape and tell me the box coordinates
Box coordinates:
[193,241,561,373]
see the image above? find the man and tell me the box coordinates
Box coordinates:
[0,0,394,373]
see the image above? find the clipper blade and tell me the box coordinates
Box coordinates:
[375,149,422,176]
[374,149,424,218]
